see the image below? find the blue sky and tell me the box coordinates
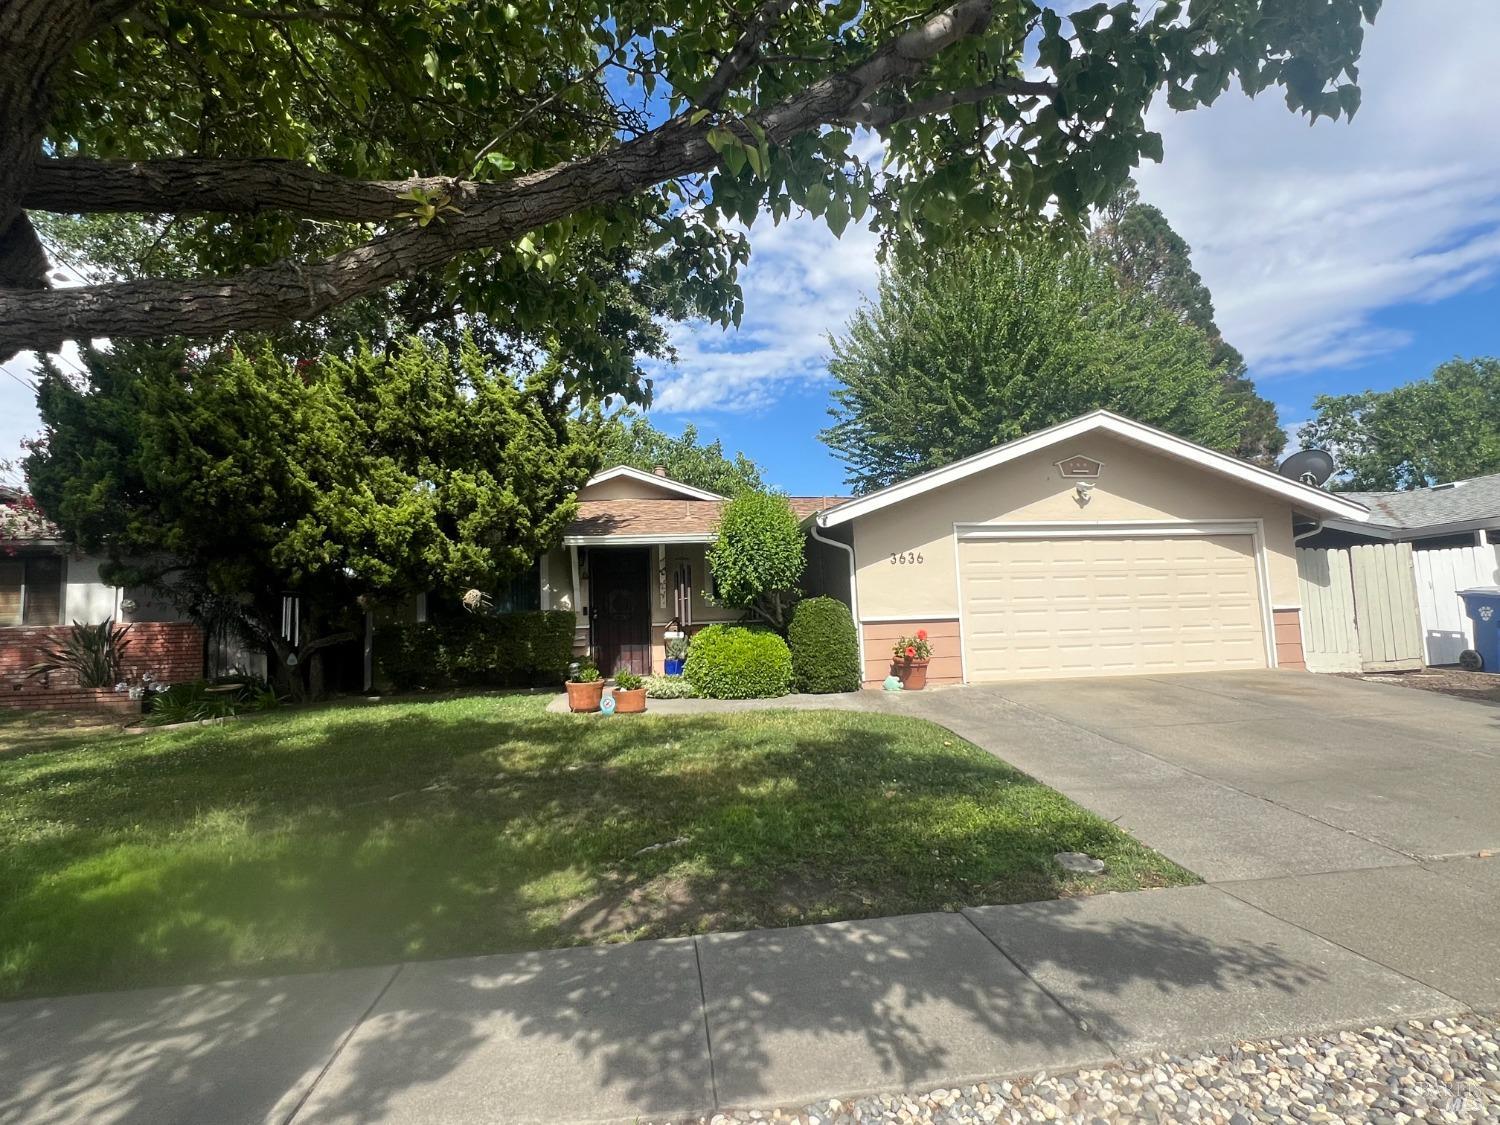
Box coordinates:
[4,1,1498,496]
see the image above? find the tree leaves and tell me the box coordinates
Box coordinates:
[822,233,1244,492]
[1300,358,1500,490]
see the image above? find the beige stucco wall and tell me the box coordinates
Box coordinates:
[850,433,1305,620]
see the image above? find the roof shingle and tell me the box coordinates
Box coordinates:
[563,495,847,540]
[1341,472,1500,531]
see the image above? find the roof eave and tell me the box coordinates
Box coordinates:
[816,411,1371,528]
[561,532,714,547]
[582,465,726,502]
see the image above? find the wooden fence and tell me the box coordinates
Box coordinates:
[1412,544,1500,665]
[1296,543,1424,673]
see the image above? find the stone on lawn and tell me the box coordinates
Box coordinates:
[1054,851,1107,875]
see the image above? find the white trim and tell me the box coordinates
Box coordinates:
[569,545,582,617]
[955,519,1269,540]
[1271,604,1302,612]
[952,537,970,684]
[951,518,1278,678]
[539,552,551,611]
[582,465,726,502]
[859,613,961,623]
[562,532,713,547]
[816,411,1371,528]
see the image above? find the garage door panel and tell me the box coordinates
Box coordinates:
[959,534,1268,681]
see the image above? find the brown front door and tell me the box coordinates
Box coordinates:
[589,548,652,676]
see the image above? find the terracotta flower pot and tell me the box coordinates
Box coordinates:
[566,679,605,713]
[612,687,647,714]
[893,658,929,691]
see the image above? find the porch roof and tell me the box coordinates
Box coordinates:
[562,495,846,546]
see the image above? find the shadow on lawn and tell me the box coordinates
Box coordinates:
[0,702,1309,1122]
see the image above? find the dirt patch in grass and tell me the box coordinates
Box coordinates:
[1346,667,1500,707]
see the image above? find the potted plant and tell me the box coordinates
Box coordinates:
[663,635,689,677]
[891,630,932,691]
[565,662,604,712]
[611,668,647,713]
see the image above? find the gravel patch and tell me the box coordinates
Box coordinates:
[664,1015,1500,1124]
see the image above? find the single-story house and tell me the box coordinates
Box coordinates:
[529,465,846,674]
[1299,472,1500,551]
[537,411,1372,686]
[1,486,204,709]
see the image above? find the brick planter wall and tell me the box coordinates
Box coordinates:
[1,621,204,712]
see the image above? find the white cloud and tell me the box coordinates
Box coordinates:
[1133,0,1500,377]
[648,212,881,414]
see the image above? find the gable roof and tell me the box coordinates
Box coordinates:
[582,465,727,502]
[563,495,846,545]
[815,410,1372,528]
[1341,472,1500,536]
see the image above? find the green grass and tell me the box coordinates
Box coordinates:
[0,694,1195,999]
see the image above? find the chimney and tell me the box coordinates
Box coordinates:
[653,465,668,478]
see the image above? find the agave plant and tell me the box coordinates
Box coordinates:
[27,619,133,689]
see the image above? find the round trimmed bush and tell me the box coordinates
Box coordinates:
[787,597,861,694]
[683,624,793,699]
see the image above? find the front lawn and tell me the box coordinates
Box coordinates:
[0,694,1194,999]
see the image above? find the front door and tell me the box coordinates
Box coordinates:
[590,548,652,676]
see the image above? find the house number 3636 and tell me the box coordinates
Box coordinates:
[890,551,924,565]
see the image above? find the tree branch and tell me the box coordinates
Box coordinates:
[695,0,798,109]
[24,158,471,221]
[845,75,1057,128]
[1,0,996,357]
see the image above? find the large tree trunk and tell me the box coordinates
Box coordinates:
[0,1,137,287]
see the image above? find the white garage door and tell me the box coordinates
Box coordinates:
[959,533,1268,681]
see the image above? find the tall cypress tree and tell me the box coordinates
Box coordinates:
[26,336,597,690]
[1092,183,1285,465]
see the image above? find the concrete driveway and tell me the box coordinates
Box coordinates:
[896,670,1500,1015]
[899,670,1500,879]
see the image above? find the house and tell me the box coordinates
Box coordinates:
[538,412,1371,686]
[533,466,846,675]
[1299,472,1500,550]
[1,486,203,710]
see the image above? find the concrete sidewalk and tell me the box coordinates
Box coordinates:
[1,875,1484,1125]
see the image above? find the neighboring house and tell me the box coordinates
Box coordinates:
[540,413,1370,686]
[0,486,203,709]
[1300,472,1500,550]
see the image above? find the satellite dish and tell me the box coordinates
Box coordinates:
[1277,449,1336,488]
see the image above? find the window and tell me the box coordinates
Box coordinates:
[428,559,542,620]
[493,560,543,614]
[0,554,64,626]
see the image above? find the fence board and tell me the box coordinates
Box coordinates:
[1414,544,1500,665]
[1296,548,1360,673]
[1351,542,1424,670]
[1298,543,1425,672]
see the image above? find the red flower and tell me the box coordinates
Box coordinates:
[916,629,928,641]
[905,645,917,658]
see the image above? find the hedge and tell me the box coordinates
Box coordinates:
[787,597,861,693]
[374,610,575,691]
[683,624,793,699]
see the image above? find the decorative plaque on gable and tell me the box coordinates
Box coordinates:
[1055,454,1103,479]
